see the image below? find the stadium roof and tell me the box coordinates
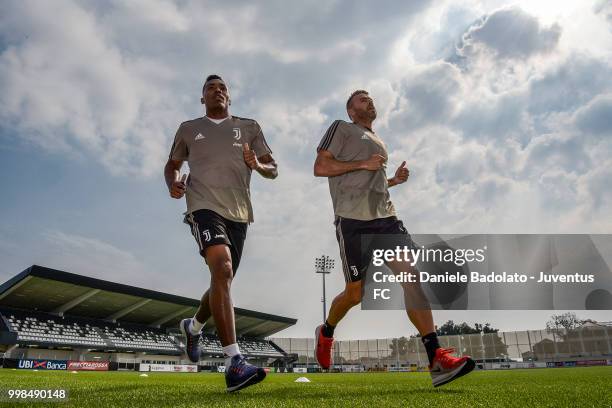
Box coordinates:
[0,265,296,338]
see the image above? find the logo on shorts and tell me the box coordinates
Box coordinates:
[214,234,225,239]
[233,128,241,140]
[202,230,211,242]
[351,266,359,277]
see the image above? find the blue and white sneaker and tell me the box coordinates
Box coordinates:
[225,354,266,392]
[179,318,201,363]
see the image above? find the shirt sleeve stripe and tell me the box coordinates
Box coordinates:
[318,120,340,152]
[169,139,177,159]
[261,135,273,154]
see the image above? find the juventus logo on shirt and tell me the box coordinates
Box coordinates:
[233,128,241,140]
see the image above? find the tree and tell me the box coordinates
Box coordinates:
[389,336,409,360]
[545,312,585,332]
[474,323,498,334]
[408,320,506,360]
[433,320,499,336]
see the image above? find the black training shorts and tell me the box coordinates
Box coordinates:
[184,209,247,275]
[335,215,417,283]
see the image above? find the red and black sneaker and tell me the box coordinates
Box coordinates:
[429,347,475,387]
[314,324,334,369]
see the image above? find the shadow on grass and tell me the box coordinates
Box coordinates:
[66,380,466,405]
[223,385,466,401]
[408,388,466,395]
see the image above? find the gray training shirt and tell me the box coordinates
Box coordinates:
[317,120,396,221]
[169,116,272,223]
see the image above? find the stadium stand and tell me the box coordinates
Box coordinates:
[0,265,296,367]
[240,337,284,358]
[196,334,284,358]
[4,309,108,348]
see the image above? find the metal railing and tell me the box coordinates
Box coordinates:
[271,326,612,367]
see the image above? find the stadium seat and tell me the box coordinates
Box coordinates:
[1,309,287,358]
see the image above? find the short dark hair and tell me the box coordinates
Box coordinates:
[346,89,369,111]
[202,74,224,94]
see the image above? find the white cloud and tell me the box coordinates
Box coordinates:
[573,93,612,136]
[390,62,464,130]
[39,231,153,286]
[2,1,612,337]
[0,1,186,176]
[594,0,612,25]
[528,56,612,115]
[578,157,612,211]
[457,6,562,60]
[109,0,191,33]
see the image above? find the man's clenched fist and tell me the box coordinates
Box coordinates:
[243,143,260,170]
[170,173,187,199]
[362,154,387,171]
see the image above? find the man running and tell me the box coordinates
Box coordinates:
[313,90,474,387]
[164,74,278,392]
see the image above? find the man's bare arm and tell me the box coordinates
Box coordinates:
[164,159,186,199]
[243,143,278,179]
[314,150,385,177]
[255,153,278,179]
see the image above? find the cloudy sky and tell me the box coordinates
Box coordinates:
[1,0,611,339]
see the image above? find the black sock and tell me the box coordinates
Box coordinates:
[422,332,440,365]
[322,320,335,338]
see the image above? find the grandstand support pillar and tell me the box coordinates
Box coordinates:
[106,299,152,321]
[233,316,247,326]
[3,344,18,359]
[237,321,269,337]
[151,306,193,327]
[0,276,32,300]
[52,289,101,315]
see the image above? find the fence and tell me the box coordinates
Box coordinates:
[271,326,612,368]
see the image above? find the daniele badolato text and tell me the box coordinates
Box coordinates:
[371,246,595,283]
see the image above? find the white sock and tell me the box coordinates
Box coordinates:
[189,317,204,335]
[223,343,240,367]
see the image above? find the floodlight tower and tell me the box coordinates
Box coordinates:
[315,255,335,322]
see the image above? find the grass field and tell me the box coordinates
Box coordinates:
[0,367,610,407]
